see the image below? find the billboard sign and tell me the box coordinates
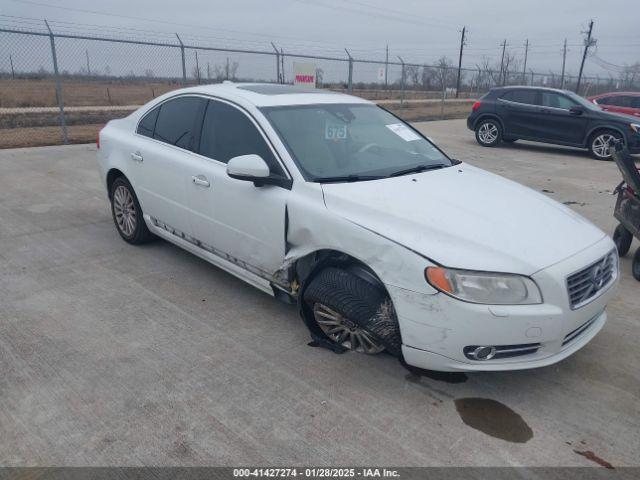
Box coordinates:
[293,62,316,87]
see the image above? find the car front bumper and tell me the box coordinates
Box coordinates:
[388,235,618,372]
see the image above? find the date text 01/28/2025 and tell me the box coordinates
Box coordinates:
[232,468,400,478]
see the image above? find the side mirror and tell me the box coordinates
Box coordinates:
[227,154,270,180]
[569,106,584,116]
[226,154,292,189]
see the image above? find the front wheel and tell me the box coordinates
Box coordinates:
[633,248,640,281]
[613,224,633,257]
[303,267,401,356]
[475,119,502,147]
[589,130,622,160]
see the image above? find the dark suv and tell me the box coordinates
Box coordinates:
[467,86,640,160]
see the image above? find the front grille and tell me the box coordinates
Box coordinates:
[562,314,599,346]
[567,251,617,309]
[463,343,540,360]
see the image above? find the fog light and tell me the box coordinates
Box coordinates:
[464,345,497,361]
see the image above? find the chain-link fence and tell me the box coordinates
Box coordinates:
[1,24,638,149]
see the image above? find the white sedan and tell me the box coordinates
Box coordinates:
[97,83,618,372]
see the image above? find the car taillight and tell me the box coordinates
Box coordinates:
[97,125,104,149]
[472,101,481,112]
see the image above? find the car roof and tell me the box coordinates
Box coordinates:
[171,82,372,107]
[590,91,640,98]
[492,85,572,95]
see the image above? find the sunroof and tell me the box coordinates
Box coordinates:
[237,84,331,95]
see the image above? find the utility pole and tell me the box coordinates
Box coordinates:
[225,57,230,80]
[207,62,211,80]
[521,39,528,84]
[576,20,596,94]
[455,26,466,98]
[384,44,389,90]
[560,38,567,89]
[9,54,15,79]
[499,39,507,86]
[85,49,91,76]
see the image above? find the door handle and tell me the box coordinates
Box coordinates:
[192,175,210,188]
[131,151,143,163]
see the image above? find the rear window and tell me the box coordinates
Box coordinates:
[502,90,538,105]
[153,96,206,150]
[137,107,159,138]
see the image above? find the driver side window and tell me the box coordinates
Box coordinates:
[541,92,577,110]
[198,100,284,176]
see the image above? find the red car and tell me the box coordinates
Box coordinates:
[589,92,640,118]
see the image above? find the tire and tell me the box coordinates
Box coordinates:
[475,119,502,147]
[110,176,155,245]
[633,247,640,281]
[613,224,633,257]
[589,130,622,161]
[303,267,401,356]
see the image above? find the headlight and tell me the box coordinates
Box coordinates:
[630,123,640,134]
[425,267,542,305]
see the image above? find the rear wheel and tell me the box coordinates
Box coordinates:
[303,267,401,356]
[110,177,155,245]
[475,119,502,147]
[613,224,633,257]
[589,130,622,160]
[633,248,640,281]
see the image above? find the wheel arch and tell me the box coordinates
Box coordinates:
[293,248,387,296]
[106,168,127,198]
[473,113,504,132]
[585,125,627,148]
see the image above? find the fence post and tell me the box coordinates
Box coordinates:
[44,20,68,145]
[176,33,186,84]
[397,56,405,107]
[271,42,280,83]
[345,49,353,92]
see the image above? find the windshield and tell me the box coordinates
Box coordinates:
[261,104,452,182]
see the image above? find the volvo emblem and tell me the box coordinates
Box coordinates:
[592,261,606,290]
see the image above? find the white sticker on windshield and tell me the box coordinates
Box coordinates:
[325,122,348,140]
[386,123,420,142]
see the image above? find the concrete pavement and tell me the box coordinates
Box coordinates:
[0,120,638,467]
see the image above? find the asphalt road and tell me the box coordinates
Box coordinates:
[0,119,638,467]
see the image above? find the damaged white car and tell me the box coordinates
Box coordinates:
[97,83,618,372]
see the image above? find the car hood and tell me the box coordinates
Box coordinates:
[597,109,639,123]
[321,163,606,275]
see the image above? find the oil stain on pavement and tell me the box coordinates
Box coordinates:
[454,397,533,443]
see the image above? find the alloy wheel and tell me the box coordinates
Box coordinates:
[478,122,499,144]
[591,133,618,159]
[313,303,385,354]
[113,185,137,237]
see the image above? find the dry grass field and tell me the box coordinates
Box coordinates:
[0,78,473,148]
[0,78,182,108]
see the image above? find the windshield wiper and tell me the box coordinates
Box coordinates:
[388,163,448,177]
[314,174,384,183]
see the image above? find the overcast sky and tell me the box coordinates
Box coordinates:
[2,0,639,78]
